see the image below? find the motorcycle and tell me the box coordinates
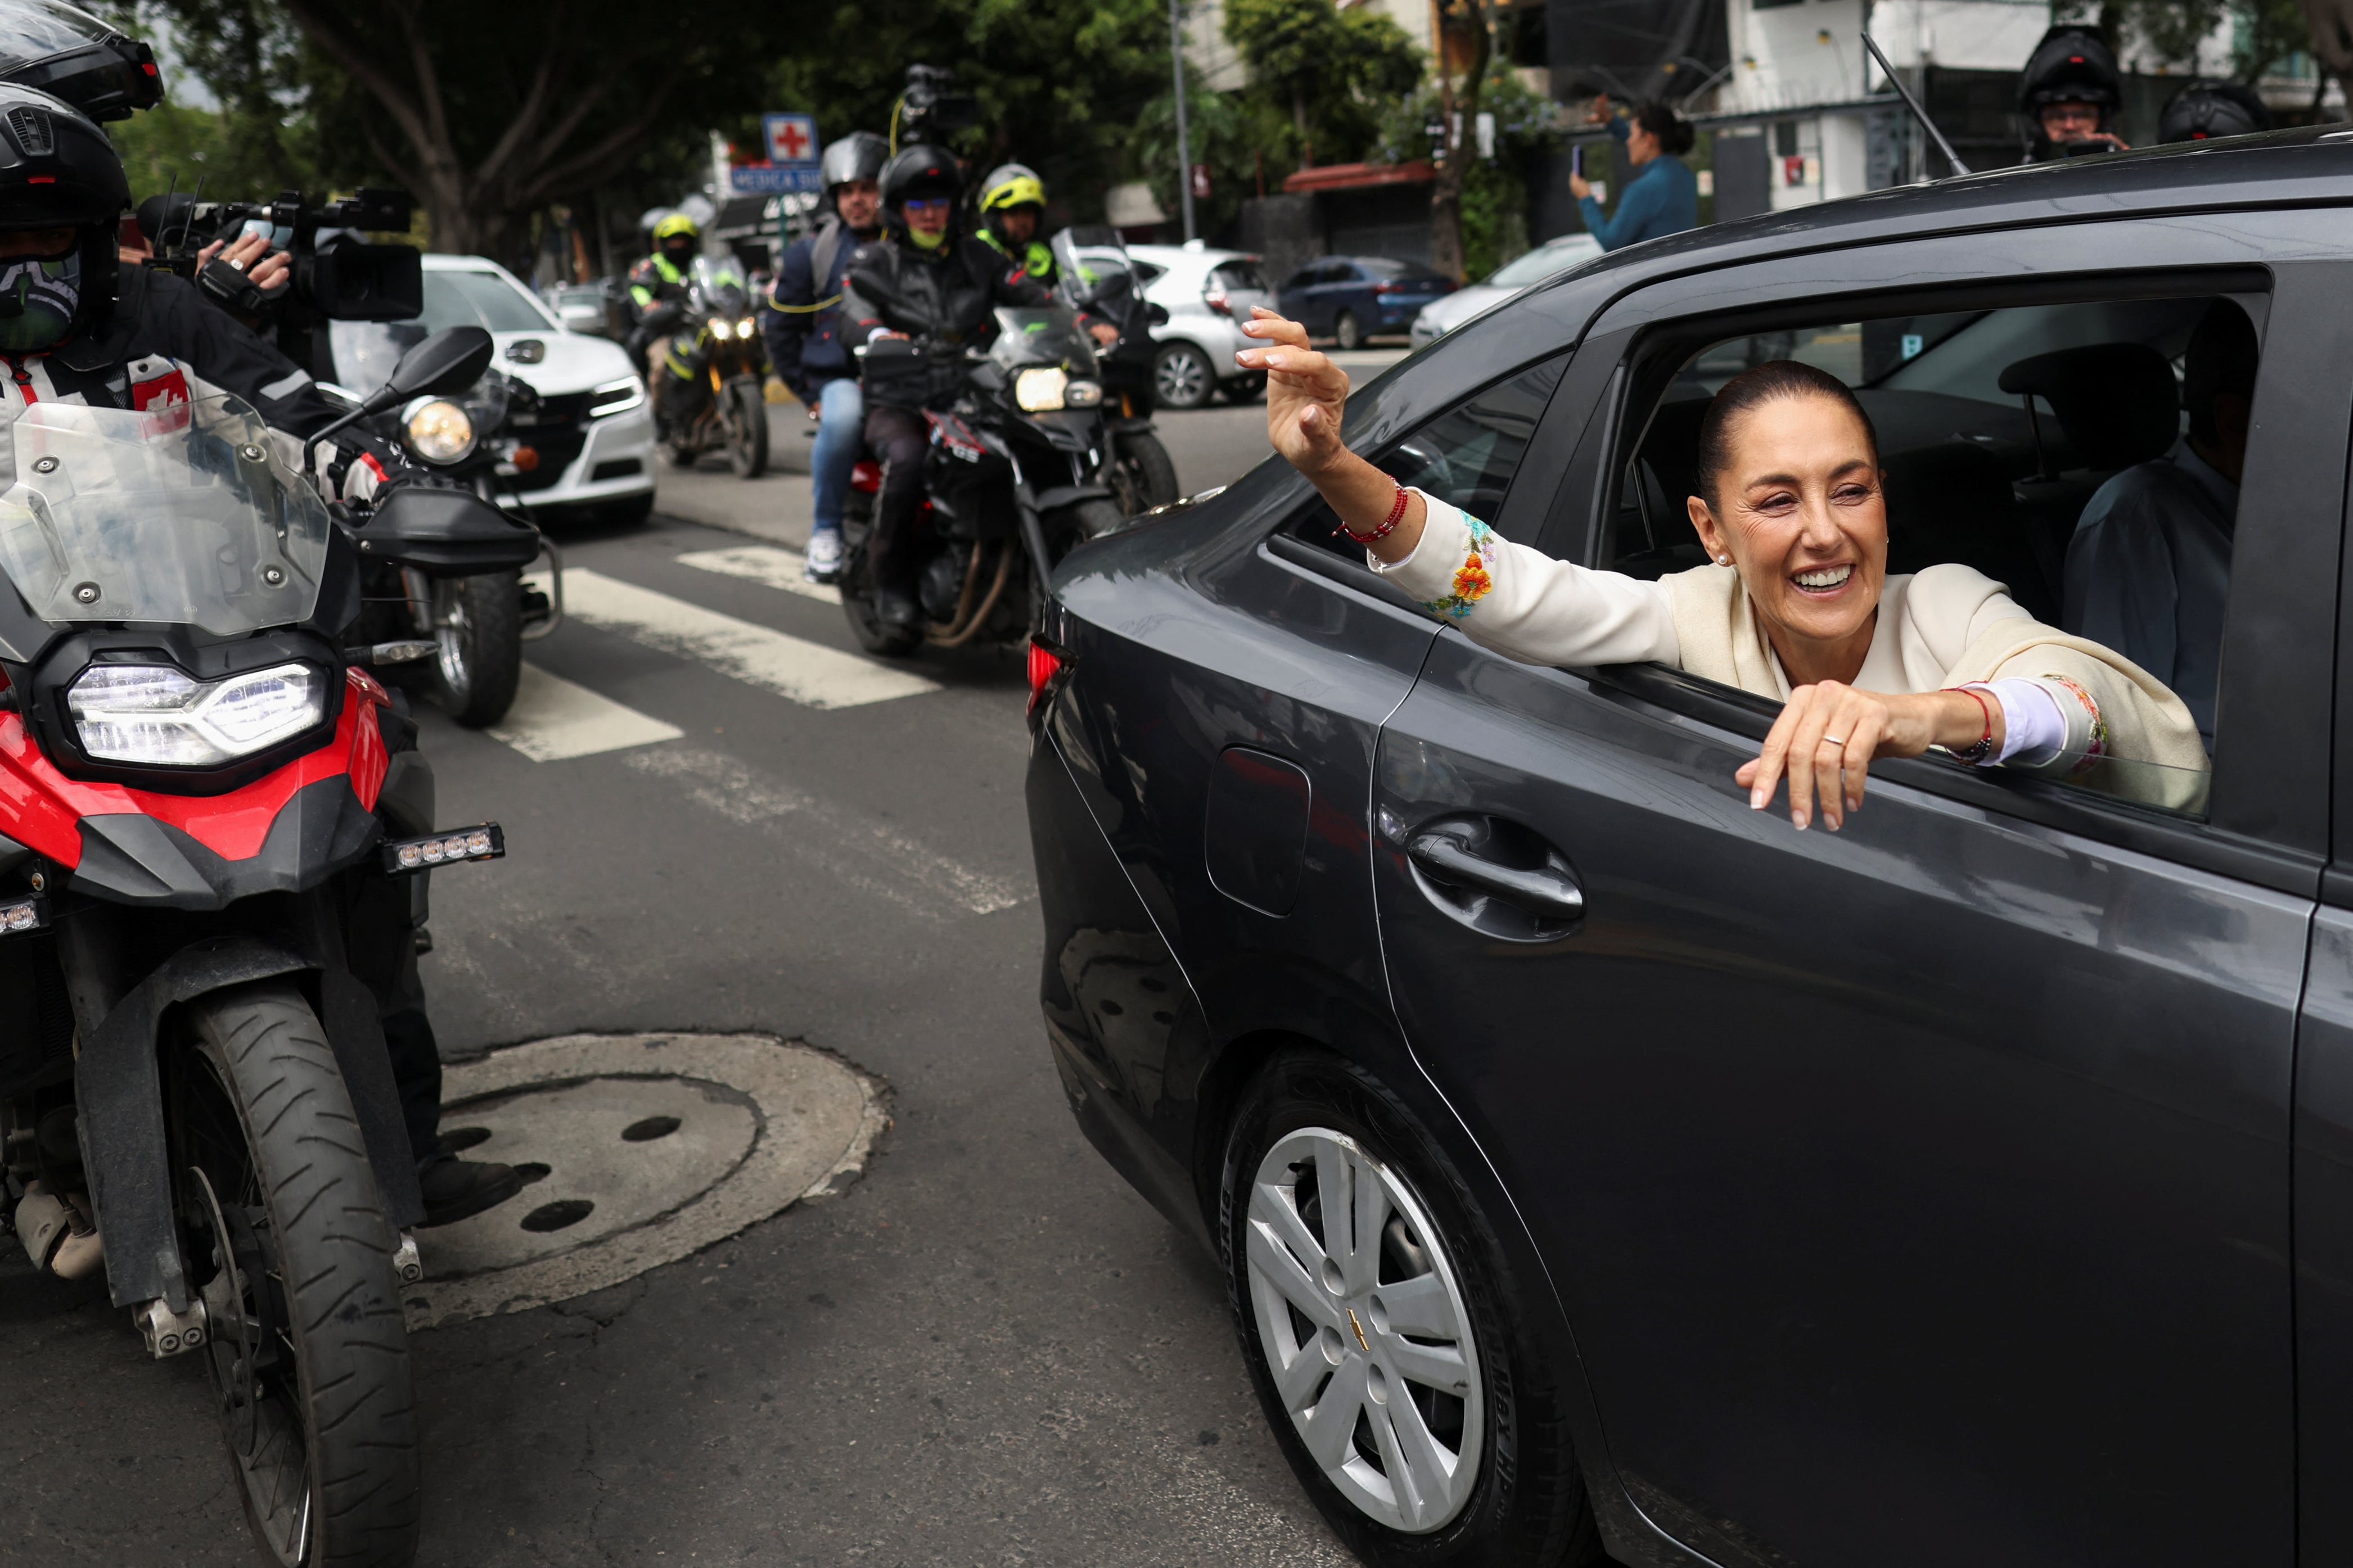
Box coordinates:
[1048,227,1182,512]
[839,302,1129,658]
[657,254,770,478]
[0,326,537,1567]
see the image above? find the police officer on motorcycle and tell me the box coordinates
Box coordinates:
[765,131,888,585]
[6,85,521,1228]
[839,145,1054,633]
[627,213,701,424]
[976,163,1056,285]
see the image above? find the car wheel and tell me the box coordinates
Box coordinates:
[1334,310,1365,351]
[1154,342,1215,411]
[1223,1049,1598,1567]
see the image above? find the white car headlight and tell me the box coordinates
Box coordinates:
[1015,367,1069,412]
[402,397,476,464]
[588,377,645,418]
[69,661,327,766]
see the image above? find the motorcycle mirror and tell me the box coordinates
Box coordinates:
[367,327,495,413]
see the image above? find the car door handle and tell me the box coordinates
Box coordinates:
[1407,826,1585,923]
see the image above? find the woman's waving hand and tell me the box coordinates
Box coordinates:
[1236,308,1428,561]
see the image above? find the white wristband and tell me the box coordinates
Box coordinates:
[1985,678,2067,766]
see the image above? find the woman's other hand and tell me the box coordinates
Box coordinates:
[1236,307,1349,476]
[1735,683,2002,830]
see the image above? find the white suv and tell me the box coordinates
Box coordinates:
[1125,242,1274,411]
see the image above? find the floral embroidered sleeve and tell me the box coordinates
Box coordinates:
[1367,492,1680,668]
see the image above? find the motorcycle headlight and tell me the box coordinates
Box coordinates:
[67,661,327,767]
[1015,367,1069,412]
[737,317,756,338]
[402,397,476,464]
[1062,378,1104,409]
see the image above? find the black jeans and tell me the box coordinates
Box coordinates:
[863,402,930,595]
[343,690,449,1167]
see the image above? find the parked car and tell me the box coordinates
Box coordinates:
[1027,129,2353,1568]
[548,279,623,339]
[333,256,657,525]
[1274,254,1455,349]
[1408,231,1603,348]
[1126,241,1274,411]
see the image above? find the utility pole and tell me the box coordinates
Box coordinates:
[1170,0,1197,241]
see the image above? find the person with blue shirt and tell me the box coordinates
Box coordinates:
[1568,100,1698,252]
[764,130,888,584]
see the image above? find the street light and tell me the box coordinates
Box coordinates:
[1170,0,1196,241]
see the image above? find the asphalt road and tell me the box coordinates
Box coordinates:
[7,365,1446,1566]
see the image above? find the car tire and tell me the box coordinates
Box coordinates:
[1334,310,1365,351]
[602,491,656,527]
[1223,1049,1599,1568]
[1154,342,1216,411]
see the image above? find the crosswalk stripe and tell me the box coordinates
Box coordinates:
[564,568,937,709]
[675,545,840,605]
[486,663,684,761]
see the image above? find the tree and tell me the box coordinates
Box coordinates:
[1381,62,1558,278]
[2059,0,2329,84]
[1427,0,1496,279]
[1224,0,1423,171]
[142,0,785,255]
[2298,0,2353,110]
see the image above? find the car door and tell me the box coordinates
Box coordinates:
[1368,221,2350,1568]
[1277,263,1322,328]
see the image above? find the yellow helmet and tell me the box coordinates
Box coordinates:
[979,164,1045,214]
[653,213,700,243]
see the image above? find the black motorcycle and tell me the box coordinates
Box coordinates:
[840,303,1127,657]
[1049,227,1182,512]
[657,254,770,478]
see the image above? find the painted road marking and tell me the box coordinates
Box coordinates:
[563,568,936,709]
[625,746,1026,918]
[675,545,840,605]
[486,663,683,761]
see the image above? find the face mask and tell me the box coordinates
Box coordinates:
[907,220,949,251]
[0,248,78,353]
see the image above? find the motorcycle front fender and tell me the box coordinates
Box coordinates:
[73,934,425,1309]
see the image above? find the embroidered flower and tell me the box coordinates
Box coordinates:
[1425,515,1498,620]
[2039,673,2107,773]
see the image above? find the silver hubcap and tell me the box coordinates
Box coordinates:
[1157,350,1207,404]
[1246,1127,1482,1533]
[434,582,471,694]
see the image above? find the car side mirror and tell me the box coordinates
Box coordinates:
[367,326,495,414]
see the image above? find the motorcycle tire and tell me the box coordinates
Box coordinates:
[1029,497,1126,638]
[725,380,769,479]
[1114,431,1182,510]
[839,545,920,657]
[662,437,700,469]
[430,571,524,727]
[174,981,420,1568]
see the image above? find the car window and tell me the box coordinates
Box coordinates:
[1212,260,1268,293]
[1130,261,1166,286]
[1286,353,1571,559]
[1601,290,2267,819]
[425,270,558,333]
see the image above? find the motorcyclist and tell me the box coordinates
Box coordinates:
[626,213,701,425]
[839,144,1053,632]
[764,130,888,584]
[975,163,1055,284]
[2018,24,2131,161]
[10,84,521,1229]
[2159,79,2272,142]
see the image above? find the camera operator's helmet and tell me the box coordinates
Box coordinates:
[2160,80,2273,143]
[0,82,126,348]
[821,132,889,194]
[978,162,1045,243]
[0,1,161,121]
[652,211,699,268]
[880,144,964,233]
[2018,24,2121,157]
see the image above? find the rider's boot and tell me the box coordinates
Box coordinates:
[383,1007,525,1228]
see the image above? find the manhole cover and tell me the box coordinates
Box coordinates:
[401,1032,883,1328]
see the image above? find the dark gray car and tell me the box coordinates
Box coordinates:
[1025,129,2353,1568]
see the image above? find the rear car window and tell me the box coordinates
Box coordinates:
[1212,261,1268,293]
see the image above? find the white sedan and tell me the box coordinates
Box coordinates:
[331,255,657,524]
[1408,233,1604,349]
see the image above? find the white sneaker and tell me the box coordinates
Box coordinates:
[804,531,844,584]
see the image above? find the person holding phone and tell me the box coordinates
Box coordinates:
[1567,98,1697,253]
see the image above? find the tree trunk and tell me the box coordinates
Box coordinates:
[1293,84,1310,167]
[1429,0,1491,282]
[2302,0,2353,120]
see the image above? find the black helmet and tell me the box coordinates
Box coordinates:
[878,143,963,237]
[2160,80,2272,143]
[0,1,160,122]
[821,130,888,192]
[0,82,126,344]
[2020,24,2121,115]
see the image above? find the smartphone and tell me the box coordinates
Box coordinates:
[1572,146,1583,177]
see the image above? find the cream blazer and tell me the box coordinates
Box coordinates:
[1372,495,2210,781]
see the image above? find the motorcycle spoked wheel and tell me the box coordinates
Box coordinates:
[430,572,524,727]
[1029,498,1127,636]
[171,982,419,1568]
[723,379,769,478]
[1111,430,1180,512]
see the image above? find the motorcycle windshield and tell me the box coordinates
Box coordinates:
[1049,232,1137,314]
[693,255,750,315]
[0,397,332,636]
[990,306,1098,375]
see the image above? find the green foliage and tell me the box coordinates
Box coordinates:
[2056,0,2315,80]
[105,100,320,200]
[1377,66,1559,277]
[1224,0,1423,168]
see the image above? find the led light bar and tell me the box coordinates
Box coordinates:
[0,896,48,935]
[382,823,505,875]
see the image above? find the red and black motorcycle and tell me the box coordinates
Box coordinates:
[0,326,535,1566]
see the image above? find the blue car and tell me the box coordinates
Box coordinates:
[1274,255,1455,349]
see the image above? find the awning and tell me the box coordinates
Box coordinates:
[1280,161,1437,195]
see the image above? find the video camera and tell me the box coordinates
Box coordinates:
[136,187,424,324]
[899,64,977,143]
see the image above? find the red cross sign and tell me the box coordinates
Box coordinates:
[764,113,819,167]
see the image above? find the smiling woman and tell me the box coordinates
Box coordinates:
[1235,307,2208,828]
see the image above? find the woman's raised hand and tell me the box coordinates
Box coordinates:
[1236,308,1350,477]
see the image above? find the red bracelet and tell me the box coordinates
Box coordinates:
[1335,483,1411,544]
[1942,685,1997,764]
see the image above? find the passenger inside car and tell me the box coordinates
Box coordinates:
[1236,308,2209,830]
[2061,300,2255,743]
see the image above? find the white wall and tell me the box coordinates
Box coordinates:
[1867,0,2054,74]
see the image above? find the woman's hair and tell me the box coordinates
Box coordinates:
[1633,101,1696,157]
[1692,360,1879,509]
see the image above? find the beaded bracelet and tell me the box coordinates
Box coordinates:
[1335,482,1411,545]
[1942,684,1997,765]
